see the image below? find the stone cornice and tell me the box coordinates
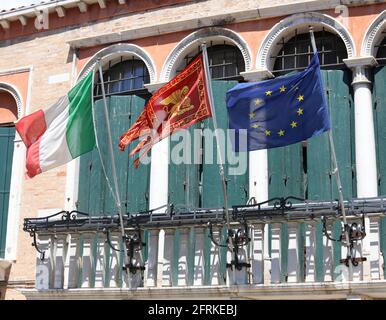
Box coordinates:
[66,1,378,49]
[20,280,386,300]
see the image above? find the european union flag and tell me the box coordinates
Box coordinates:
[226,53,331,152]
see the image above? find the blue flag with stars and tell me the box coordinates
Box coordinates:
[226,53,330,152]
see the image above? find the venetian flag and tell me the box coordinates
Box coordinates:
[16,71,95,178]
[119,54,212,166]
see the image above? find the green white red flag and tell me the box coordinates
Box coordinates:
[16,71,95,178]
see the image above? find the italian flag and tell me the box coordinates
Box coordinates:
[16,71,96,178]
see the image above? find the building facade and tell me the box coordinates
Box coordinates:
[0,0,386,299]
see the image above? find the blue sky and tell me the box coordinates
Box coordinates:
[0,0,38,11]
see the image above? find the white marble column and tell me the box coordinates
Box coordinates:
[241,70,273,204]
[344,57,378,198]
[145,82,170,212]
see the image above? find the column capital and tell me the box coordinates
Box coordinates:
[144,82,167,93]
[240,69,274,82]
[343,56,378,68]
[343,56,378,86]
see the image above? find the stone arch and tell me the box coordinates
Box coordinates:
[160,27,252,81]
[0,82,23,120]
[257,12,355,71]
[77,43,157,83]
[361,10,386,57]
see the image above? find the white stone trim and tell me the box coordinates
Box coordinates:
[0,66,32,77]
[144,82,167,94]
[0,82,23,120]
[249,150,268,204]
[64,50,80,212]
[256,12,356,71]
[77,43,157,83]
[361,10,386,57]
[0,67,33,261]
[20,280,386,300]
[343,56,378,69]
[241,70,273,82]
[160,27,252,82]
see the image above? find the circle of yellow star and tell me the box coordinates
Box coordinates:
[278,129,285,136]
[290,121,297,128]
[297,95,304,102]
[265,90,273,96]
[265,130,271,136]
[249,112,255,119]
[297,108,304,116]
[279,85,286,93]
[252,123,259,129]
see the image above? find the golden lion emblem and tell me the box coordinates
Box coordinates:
[160,86,195,121]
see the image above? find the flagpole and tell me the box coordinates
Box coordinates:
[97,60,131,278]
[201,44,235,273]
[201,44,231,228]
[309,27,353,281]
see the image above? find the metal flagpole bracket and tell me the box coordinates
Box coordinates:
[122,229,146,274]
[96,61,145,279]
[309,26,363,279]
[201,43,244,276]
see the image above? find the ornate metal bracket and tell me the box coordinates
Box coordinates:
[29,229,46,261]
[122,229,146,274]
[226,222,251,271]
[208,221,251,271]
[104,228,123,252]
[322,214,367,267]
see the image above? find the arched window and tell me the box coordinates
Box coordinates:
[375,32,386,65]
[177,44,245,80]
[0,89,17,258]
[268,28,354,202]
[78,56,151,216]
[94,57,150,99]
[272,29,348,76]
[169,43,248,209]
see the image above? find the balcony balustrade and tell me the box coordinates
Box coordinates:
[22,197,386,299]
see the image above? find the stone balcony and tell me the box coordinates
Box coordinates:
[21,197,386,300]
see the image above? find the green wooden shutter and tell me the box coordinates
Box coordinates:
[168,80,248,208]
[268,69,355,282]
[307,69,354,281]
[268,69,355,200]
[0,126,15,258]
[202,80,249,208]
[168,123,200,208]
[78,95,150,216]
[373,66,386,277]
[307,70,356,200]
